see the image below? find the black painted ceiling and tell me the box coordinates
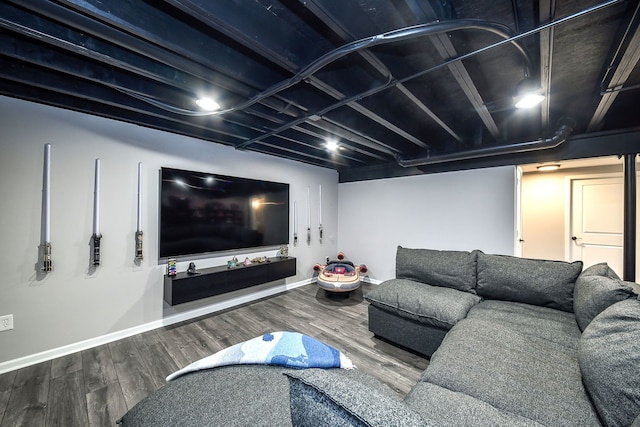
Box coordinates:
[1,0,639,182]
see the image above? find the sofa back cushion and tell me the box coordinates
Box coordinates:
[574,269,636,332]
[396,246,477,293]
[579,297,640,427]
[476,252,582,312]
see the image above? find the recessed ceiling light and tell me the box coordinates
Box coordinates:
[536,164,561,171]
[195,97,220,111]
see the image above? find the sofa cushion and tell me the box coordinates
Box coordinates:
[285,368,428,427]
[396,246,478,293]
[579,298,640,427]
[580,262,621,279]
[624,280,640,295]
[466,300,581,357]
[422,317,601,427]
[573,273,635,332]
[404,382,546,427]
[476,252,582,312]
[365,279,481,330]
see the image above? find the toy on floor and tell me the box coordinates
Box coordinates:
[313,252,367,293]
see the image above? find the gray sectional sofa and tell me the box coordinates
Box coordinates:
[119,247,640,427]
[362,246,640,427]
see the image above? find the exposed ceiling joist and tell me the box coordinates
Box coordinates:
[301,0,464,143]
[0,0,637,182]
[161,0,431,156]
[588,1,640,131]
[538,0,556,131]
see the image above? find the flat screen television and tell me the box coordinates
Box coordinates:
[159,167,289,259]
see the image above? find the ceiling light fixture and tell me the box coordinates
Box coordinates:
[514,77,545,109]
[325,140,340,152]
[536,164,561,171]
[195,97,220,111]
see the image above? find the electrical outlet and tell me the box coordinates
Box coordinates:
[0,315,13,332]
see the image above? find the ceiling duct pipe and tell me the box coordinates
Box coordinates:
[396,118,575,167]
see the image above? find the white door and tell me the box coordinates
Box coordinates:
[570,176,624,276]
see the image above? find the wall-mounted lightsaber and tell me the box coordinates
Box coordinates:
[318,184,323,244]
[42,143,52,272]
[306,186,311,245]
[135,162,143,260]
[92,158,102,266]
[293,200,298,246]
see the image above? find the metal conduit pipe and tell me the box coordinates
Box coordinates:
[115,0,623,119]
[298,19,533,78]
[117,19,532,117]
[395,118,575,167]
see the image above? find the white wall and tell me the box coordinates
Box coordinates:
[0,96,338,367]
[0,96,523,370]
[337,167,517,281]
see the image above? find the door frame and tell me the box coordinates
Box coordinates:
[515,166,523,257]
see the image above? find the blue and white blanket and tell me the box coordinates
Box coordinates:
[166,331,354,381]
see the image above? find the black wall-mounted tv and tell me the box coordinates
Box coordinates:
[159,167,289,260]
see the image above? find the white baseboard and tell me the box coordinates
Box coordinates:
[362,277,382,285]
[0,279,312,375]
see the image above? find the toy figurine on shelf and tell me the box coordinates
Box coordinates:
[167,259,177,276]
[227,256,239,269]
[244,257,252,266]
[278,245,289,258]
[187,262,198,275]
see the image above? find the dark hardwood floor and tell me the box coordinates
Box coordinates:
[0,283,429,426]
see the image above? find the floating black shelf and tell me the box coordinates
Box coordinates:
[163,257,296,306]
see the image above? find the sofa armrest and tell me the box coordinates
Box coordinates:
[285,369,431,427]
[366,279,480,330]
